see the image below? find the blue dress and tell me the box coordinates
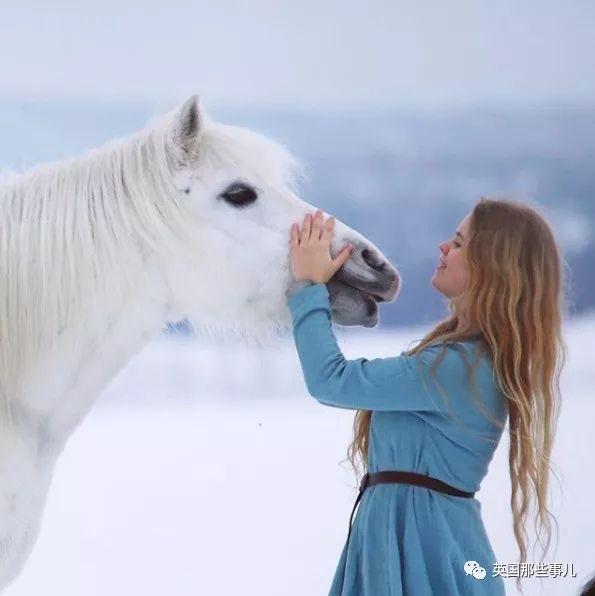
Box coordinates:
[287,283,508,596]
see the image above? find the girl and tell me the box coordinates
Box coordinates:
[286,198,566,595]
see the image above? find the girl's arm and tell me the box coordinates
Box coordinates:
[287,282,448,412]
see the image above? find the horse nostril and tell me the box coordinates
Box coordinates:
[361,248,385,272]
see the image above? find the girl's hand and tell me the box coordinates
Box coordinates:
[289,209,353,284]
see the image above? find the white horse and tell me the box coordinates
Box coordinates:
[0,95,399,589]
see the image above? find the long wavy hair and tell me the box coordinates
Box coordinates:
[345,197,568,592]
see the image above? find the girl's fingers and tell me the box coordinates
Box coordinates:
[290,223,299,246]
[322,216,335,242]
[300,213,312,243]
[330,244,353,274]
[312,209,323,240]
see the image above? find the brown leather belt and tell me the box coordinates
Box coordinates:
[338,470,475,594]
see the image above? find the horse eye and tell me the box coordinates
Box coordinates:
[219,183,258,208]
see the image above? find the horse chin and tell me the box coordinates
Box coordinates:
[326,279,379,328]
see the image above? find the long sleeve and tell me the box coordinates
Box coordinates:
[287,283,449,412]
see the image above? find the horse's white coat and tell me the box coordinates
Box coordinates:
[0,96,398,589]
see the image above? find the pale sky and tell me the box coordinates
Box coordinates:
[0,0,594,108]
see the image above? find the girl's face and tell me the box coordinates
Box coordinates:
[431,212,472,299]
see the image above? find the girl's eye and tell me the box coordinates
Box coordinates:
[453,241,461,248]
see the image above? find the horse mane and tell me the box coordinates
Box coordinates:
[0,111,194,412]
[0,104,304,415]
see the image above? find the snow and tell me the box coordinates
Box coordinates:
[4,314,595,595]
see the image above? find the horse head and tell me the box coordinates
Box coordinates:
[158,95,400,334]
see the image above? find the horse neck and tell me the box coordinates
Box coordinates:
[0,131,183,438]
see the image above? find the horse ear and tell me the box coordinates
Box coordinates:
[169,94,203,164]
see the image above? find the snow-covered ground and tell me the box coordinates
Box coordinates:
[4,314,595,596]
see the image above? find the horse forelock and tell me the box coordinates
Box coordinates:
[200,122,304,194]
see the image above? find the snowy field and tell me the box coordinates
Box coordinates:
[4,314,594,596]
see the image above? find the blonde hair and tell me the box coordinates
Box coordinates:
[345,197,568,593]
